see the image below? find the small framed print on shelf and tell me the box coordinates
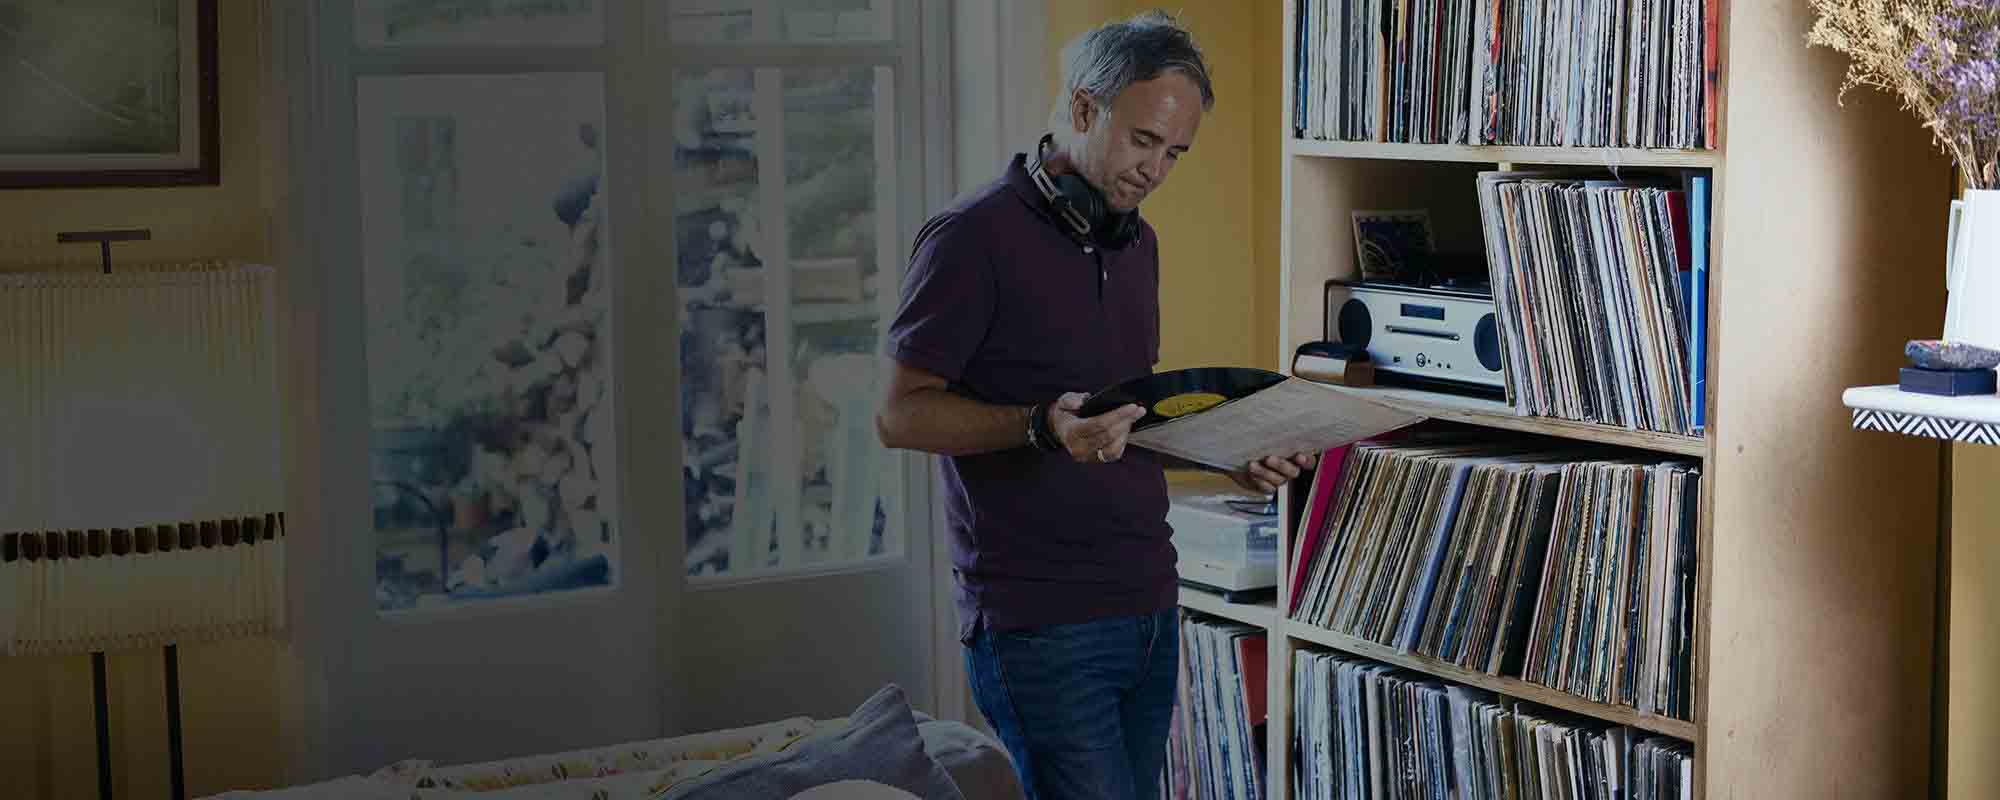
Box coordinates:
[0,0,219,189]
[1351,209,1436,284]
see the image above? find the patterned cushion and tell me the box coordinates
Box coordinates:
[348,717,825,799]
[788,781,923,800]
[197,686,987,800]
[655,684,966,800]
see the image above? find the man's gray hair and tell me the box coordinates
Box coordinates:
[1052,10,1215,132]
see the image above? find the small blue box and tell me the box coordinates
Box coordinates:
[1900,366,1997,396]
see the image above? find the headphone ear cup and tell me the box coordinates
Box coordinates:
[1054,174,1103,225]
[1102,212,1140,249]
[1050,171,1139,249]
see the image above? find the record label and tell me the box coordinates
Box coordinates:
[1155,392,1227,418]
[1080,367,1290,432]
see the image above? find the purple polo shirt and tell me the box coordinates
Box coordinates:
[888,153,1175,644]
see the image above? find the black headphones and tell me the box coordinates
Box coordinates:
[1028,134,1141,251]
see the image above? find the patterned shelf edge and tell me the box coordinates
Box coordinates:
[1851,408,2000,445]
[1845,384,2000,445]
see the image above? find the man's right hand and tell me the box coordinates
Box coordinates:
[1048,392,1146,464]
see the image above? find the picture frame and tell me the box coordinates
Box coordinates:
[1351,209,1436,283]
[0,0,220,189]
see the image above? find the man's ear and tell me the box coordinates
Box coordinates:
[1069,88,1096,135]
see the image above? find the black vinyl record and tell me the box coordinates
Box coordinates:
[1079,367,1288,432]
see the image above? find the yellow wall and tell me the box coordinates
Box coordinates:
[1048,2,1285,373]
[1952,442,2000,798]
[0,1,285,797]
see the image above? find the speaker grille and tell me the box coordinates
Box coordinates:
[1338,298,1372,348]
[1474,312,1502,371]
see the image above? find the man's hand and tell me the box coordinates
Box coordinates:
[1229,452,1320,495]
[1048,392,1146,464]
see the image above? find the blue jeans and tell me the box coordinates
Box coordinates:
[963,608,1180,800]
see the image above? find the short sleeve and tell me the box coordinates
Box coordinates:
[887,212,995,384]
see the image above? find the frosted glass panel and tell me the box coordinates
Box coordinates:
[784,66,898,568]
[674,67,769,579]
[356,73,618,613]
[677,65,903,582]
[355,0,606,46]
[669,0,889,44]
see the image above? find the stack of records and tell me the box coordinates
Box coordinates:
[1292,0,1716,148]
[1290,435,1700,720]
[1293,648,1695,799]
[1165,613,1268,800]
[1476,171,1708,436]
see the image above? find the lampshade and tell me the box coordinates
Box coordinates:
[0,262,286,656]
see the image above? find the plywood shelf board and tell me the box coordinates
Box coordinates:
[1177,586,1277,630]
[1281,620,1702,742]
[1289,139,1723,169]
[1304,381,1710,456]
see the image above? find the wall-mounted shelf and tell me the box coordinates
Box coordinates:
[1844,384,2000,445]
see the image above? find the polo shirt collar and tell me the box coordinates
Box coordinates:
[1004,152,1063,225]
[1001,151,1146,252]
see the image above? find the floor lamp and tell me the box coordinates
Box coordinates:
[0,239,287,800]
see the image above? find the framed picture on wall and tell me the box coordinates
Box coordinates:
[0,0,220,188]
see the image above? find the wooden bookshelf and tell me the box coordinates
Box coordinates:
[1306,381,1709,457]
[1282,619,1701,742]
[1288,138,1722,169]
[1267,1,1949,798]
[1177,585,1277,630]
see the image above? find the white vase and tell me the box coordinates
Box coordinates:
[1945,189,2000,350]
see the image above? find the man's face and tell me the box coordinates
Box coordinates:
[1070,71,1204,214]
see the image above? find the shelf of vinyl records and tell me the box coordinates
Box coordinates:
[1168,609,1274,800]
[1290,643,1697,799]
[1171,593,1698,800]
[1289,0,1719,159]
[1276,435,1703,740]
[1289,139,1720,169]
[1280,163,1715,455]
[1284,621,1699,741]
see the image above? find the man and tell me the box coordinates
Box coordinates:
[876,11,1315,800]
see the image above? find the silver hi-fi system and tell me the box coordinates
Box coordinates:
[1324,278,1506,396]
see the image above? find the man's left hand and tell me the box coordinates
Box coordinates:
[1230,452,1319,495]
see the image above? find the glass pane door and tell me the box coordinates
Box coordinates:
[674,64,902,582]
[668,0,892,44]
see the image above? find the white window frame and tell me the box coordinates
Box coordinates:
[928,0,1048,730]
[260,0,1016,751]
[666,0,947,588]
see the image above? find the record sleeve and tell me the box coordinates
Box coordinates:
[1080,367,1290,431]
[1080,367,1426,471]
